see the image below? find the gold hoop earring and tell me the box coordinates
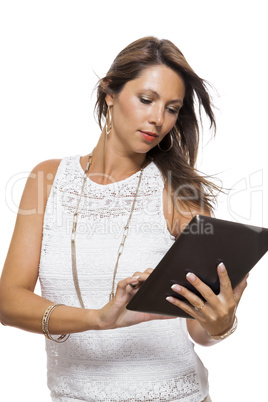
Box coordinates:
[158,133,173,152]
[105,106,112,135]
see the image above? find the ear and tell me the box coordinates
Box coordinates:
[105,93,114,107]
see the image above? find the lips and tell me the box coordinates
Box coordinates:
[139,130,158,142]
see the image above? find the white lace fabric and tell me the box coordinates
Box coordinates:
[39,155,209,401]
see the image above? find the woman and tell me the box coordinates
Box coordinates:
[0,37,247,401]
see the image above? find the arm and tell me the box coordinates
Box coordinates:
[0,159,95,334]
[162,186,248,346]
[0,161,172,336]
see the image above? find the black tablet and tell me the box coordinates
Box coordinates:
[126,215,268,318]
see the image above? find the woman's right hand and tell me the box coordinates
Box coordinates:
[96,268,174,330]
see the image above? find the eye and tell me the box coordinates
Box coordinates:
[139,97,152,105]
[167,107,180,115]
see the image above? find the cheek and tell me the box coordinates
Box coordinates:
[165,114,178,133]
[114,97,144,125]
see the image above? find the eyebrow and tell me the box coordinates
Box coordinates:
[142,88,184,105]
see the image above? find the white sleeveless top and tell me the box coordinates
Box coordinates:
[39,155,209,402]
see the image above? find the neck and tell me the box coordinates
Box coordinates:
[89,131,147,185]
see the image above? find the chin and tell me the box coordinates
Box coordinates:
[135,141,157,153]
[134,146,153,155]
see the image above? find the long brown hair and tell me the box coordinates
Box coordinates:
[95,36,219,215]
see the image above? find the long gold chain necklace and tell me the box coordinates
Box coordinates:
[71,152,144,308]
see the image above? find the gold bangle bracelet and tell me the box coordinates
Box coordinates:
[42,304,70,343]
[208,316,238,340]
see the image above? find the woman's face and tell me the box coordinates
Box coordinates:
[105,64,185,155]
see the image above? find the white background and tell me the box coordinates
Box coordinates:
[0,1,267,401]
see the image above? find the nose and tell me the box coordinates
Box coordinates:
[148,104,164,127]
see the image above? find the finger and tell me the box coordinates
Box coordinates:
[132,268,153,278]
[132,271,151,283]
[217,263,233,298]
[128,272,151,291]
[144,268,154,274]
[110,276,140,307]
[116,276,140,295]
[128,272,144,288]
[186,272,217,304]
[132,271,143,278]
[233,275,248,304]
[166,295,199,319]
[171,284,206,312]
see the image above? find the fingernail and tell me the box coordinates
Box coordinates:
[218,262,226,273]
[171,284,182,292]
[166,296,175,303]
[131,276,140,281]
[186,273,195,283]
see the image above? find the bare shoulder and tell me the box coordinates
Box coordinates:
[1,158,63,293]
[19,159,62,216]
[163,184,211,239]
[31,158,62,176]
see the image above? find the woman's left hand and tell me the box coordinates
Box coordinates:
[167,262,248,337]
